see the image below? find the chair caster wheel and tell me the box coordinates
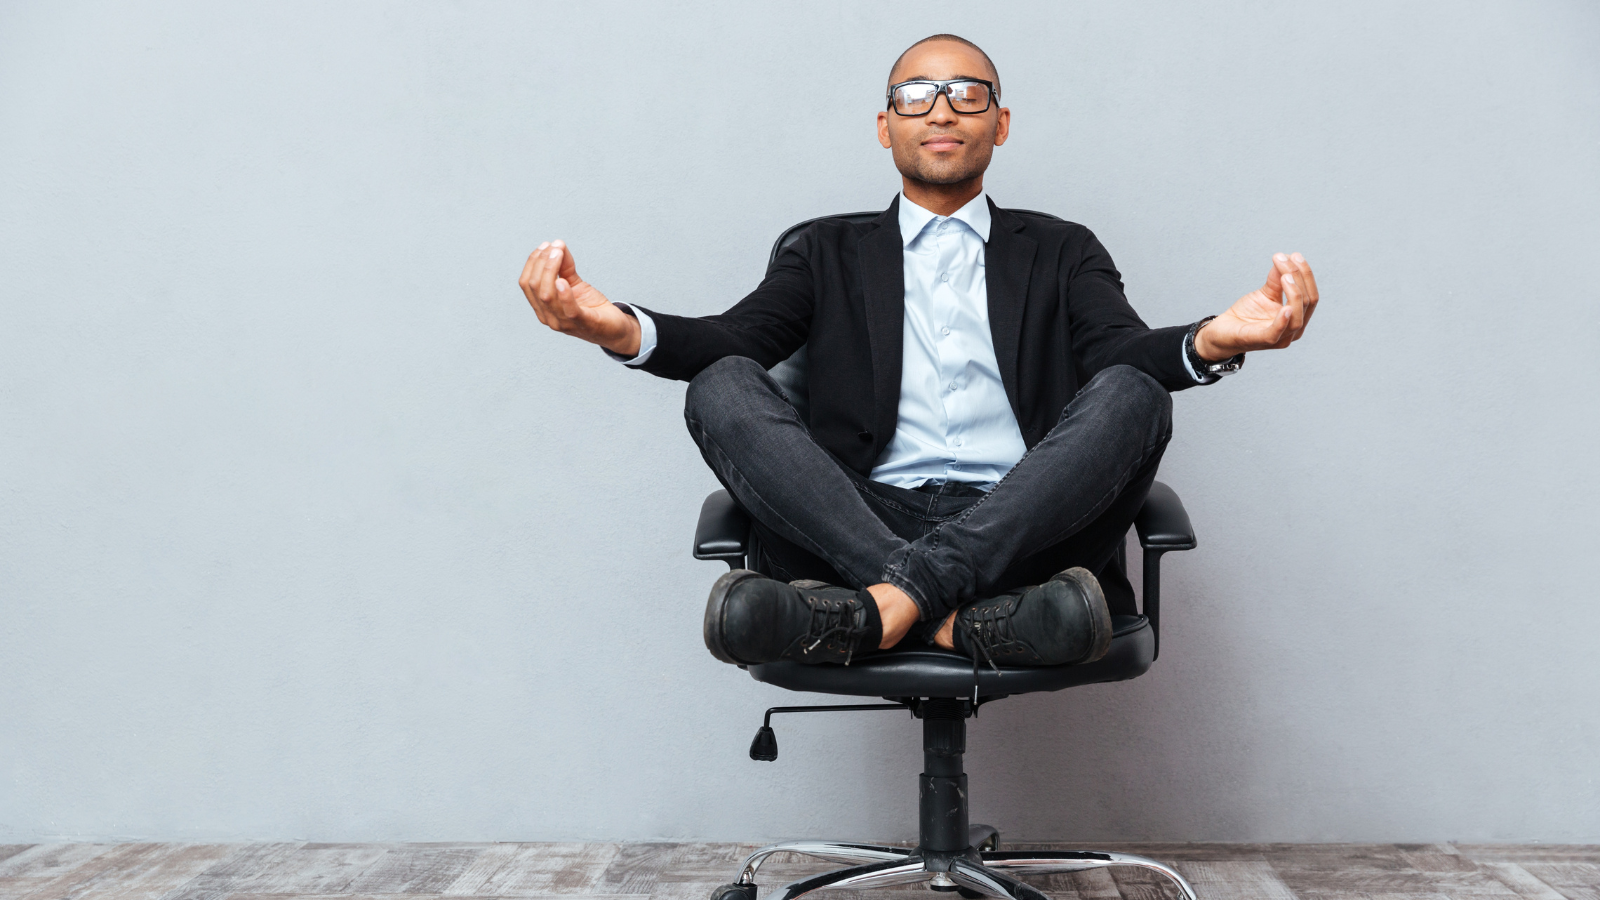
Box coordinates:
[958,889,985,899]
[710,883,757,900]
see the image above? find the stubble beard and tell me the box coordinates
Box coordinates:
[893,138,995,187]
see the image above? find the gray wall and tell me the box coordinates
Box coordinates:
[2,0,1597,843]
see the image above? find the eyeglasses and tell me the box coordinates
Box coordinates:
[886,78,997,116]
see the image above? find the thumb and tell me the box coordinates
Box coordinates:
[554,277,579,315]
[557,277,604,317]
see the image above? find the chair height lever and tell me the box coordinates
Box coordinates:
[749,703,908,761]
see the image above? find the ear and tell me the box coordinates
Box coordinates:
[992,106,1010,147]
[876,110,892,149]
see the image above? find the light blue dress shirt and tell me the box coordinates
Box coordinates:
[867,193,1025,490]
[613,193,1207,490]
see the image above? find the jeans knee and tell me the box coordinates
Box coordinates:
[1093,365,1172,432]
[684,356,767,423]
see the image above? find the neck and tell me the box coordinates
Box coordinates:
[901,176,983,217]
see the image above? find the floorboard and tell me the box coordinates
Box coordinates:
[0,842,1583,900]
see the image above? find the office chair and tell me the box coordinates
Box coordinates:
[690,211,1202,900]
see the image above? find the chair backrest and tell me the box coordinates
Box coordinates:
[762,207,1069,421]
[765,211,883,269]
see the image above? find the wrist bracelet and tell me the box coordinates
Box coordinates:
[1185,316,1245,381]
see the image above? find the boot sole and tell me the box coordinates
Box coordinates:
[703,568,764,666]
[1050,566,1113,664]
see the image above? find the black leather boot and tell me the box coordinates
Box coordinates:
[951,567,1113,668]
[703,570,882,666]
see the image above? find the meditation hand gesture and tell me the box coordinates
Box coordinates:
[518,240,642,357]
[1194,253,1320,360]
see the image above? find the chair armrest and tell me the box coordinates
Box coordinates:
[1135,481,1197,551]
[1134,481,1196,662]
[694,489,750,568]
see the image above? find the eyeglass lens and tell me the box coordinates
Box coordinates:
[892,81,990,115]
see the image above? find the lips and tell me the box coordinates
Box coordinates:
[921,135,963,151]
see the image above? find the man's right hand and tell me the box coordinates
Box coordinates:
[518,240,642,357]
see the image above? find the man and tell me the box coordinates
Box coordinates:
[518,35,1319,672]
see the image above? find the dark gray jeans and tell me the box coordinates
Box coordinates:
[683,357,1172,637]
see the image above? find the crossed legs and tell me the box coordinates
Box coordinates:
[685,356,1171,652]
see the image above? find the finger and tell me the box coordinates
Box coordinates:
[553,239,580,285]
[1282,271,1307,336]
[1287,269,1309,340]
[533,242,570,326]
[1290,252,1318,302]
[552,276,578,321]
[1254,303,1293,349]
[1291,252,1319,329]
[519,242,548,297]
[1235,303,1292,352]
[1269,302,1293,346]
[1262,254,1288,303]
[536,242,565,312]
[528,241,553,286]
[520,243,553,323]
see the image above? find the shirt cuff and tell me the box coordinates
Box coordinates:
[602,303,657,367]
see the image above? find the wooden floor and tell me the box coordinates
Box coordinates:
[0,842,1595,900]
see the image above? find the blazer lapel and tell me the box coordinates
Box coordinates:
[859,196,906,449]
[984,199,1037,413]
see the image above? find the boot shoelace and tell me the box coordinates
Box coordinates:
[955,600,1018,689]
[803,596,865,665]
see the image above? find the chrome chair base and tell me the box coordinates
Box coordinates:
[728,831,1198,900]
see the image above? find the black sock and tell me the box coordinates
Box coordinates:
[903,616,945,648]
[947,616,969,655]
[856,589,884,650]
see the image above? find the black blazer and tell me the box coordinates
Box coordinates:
[637,196,1198,476]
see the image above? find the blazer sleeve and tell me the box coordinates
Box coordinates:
[1064,230,1200,392]
[631,230,816,383]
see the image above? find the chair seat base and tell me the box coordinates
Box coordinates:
[720,833,1198,900]
[747,616,1154,700]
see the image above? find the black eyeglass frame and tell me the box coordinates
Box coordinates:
[885,78,999,116]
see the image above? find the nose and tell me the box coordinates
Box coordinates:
[924,90,959,125]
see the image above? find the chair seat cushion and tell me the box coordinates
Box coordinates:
[747,615,1153,699]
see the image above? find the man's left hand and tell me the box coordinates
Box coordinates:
[1194,253,1320,360]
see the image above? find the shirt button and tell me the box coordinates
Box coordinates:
[941,273,949,282]
[941,326,951,335]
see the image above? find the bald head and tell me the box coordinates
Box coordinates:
[876,34,1010,204]
[887,34,1000,97]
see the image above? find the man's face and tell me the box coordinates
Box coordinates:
[877,42,1010,187]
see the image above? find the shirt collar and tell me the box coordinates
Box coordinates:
[898,191,992,247]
